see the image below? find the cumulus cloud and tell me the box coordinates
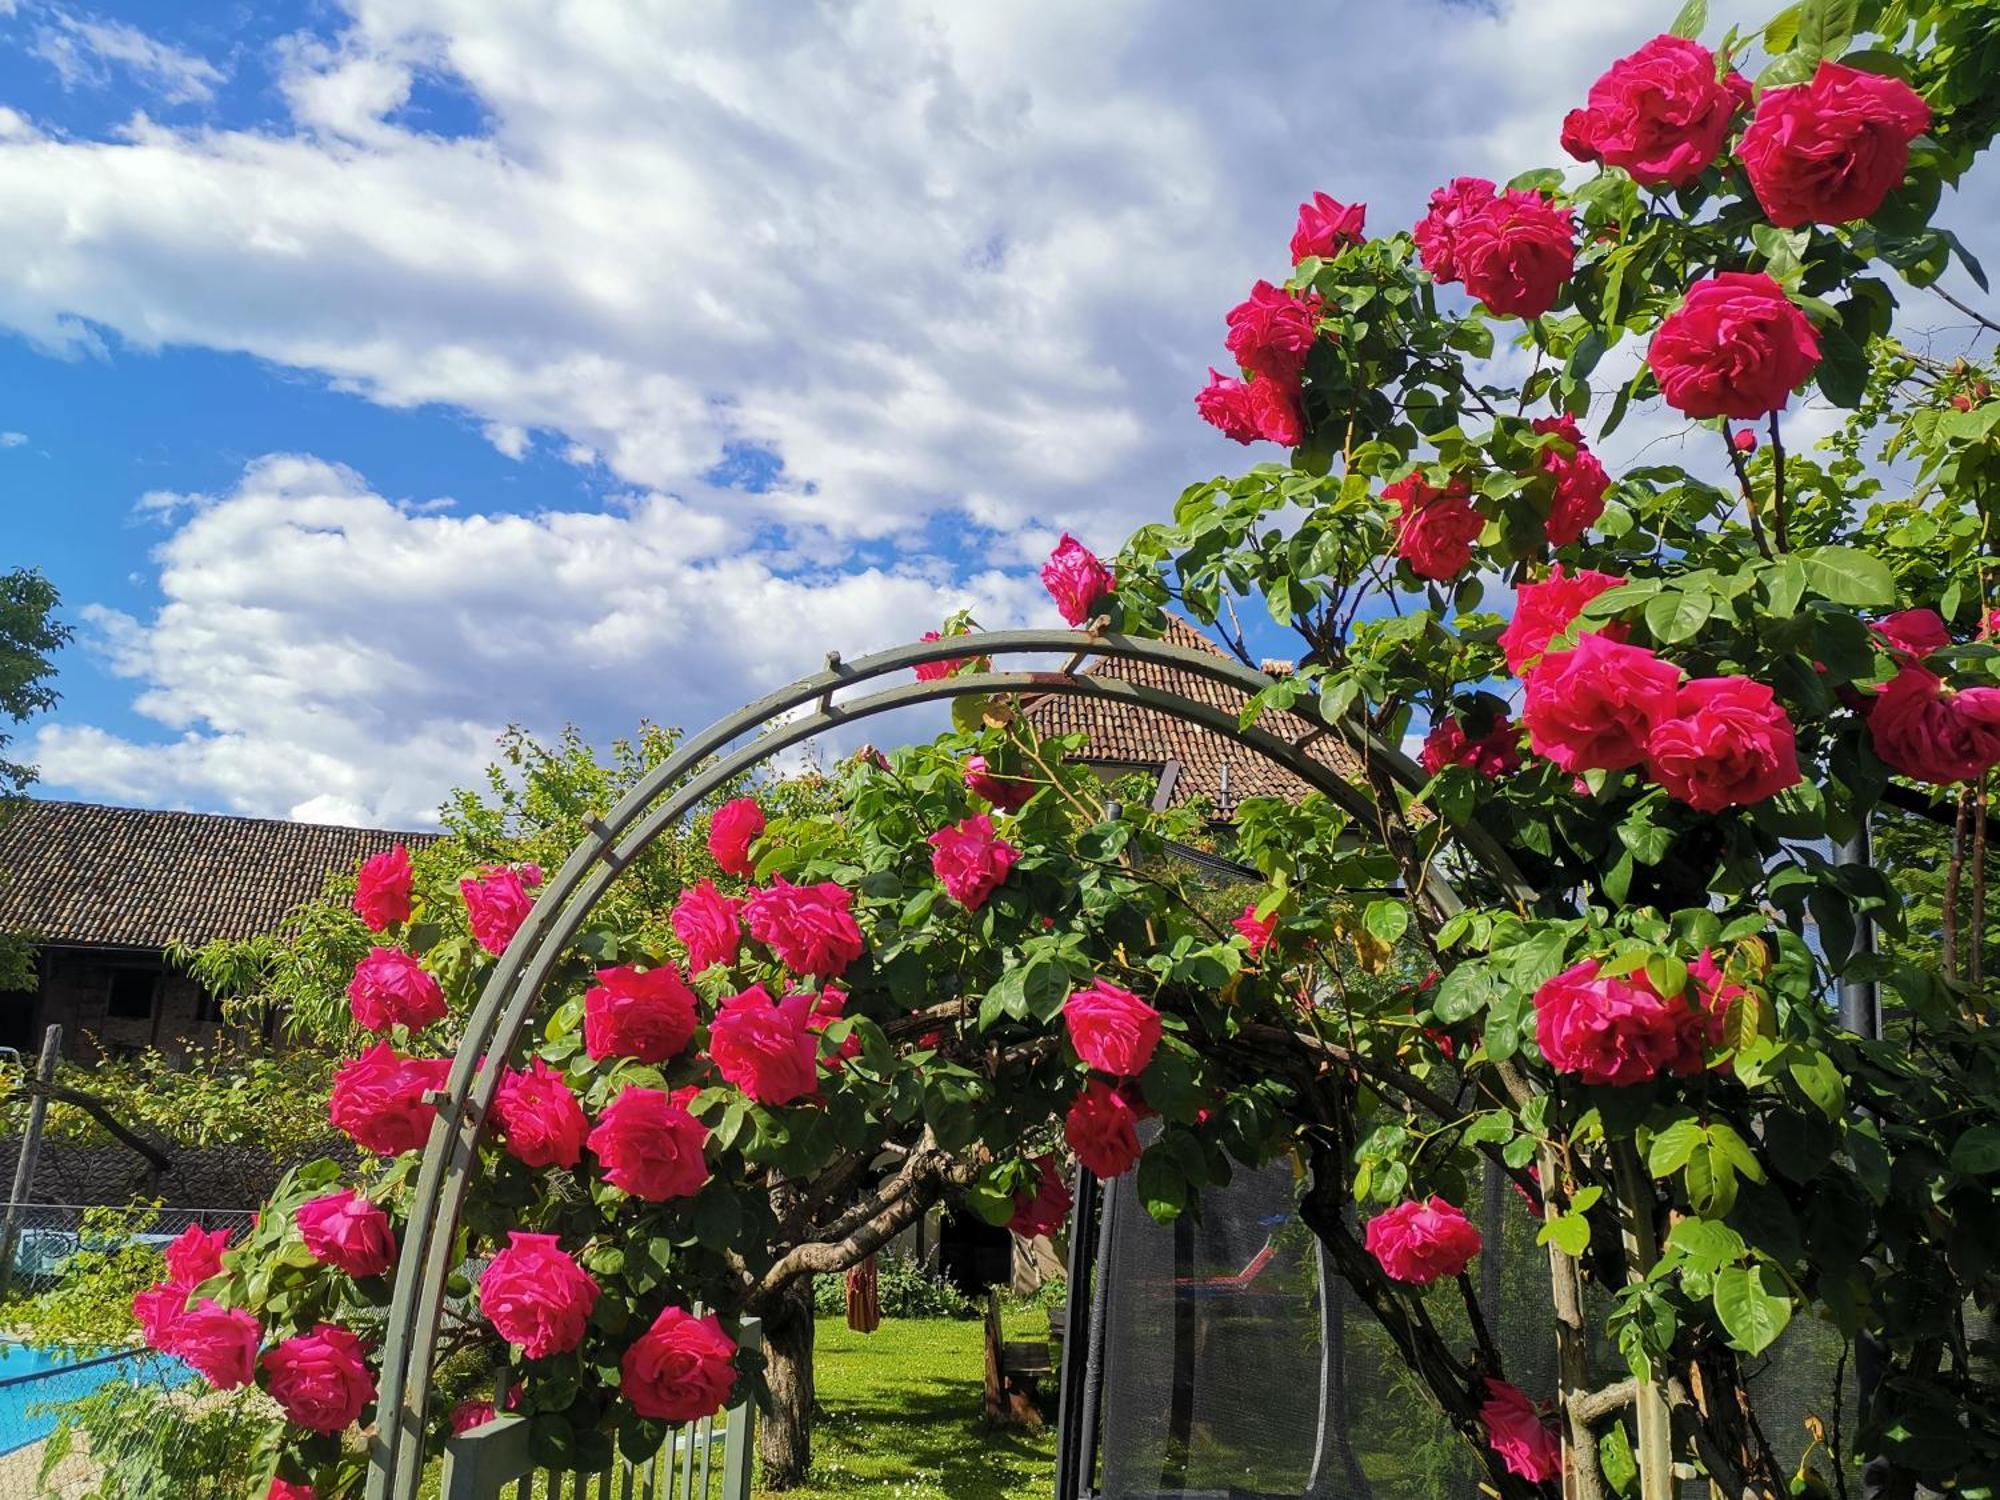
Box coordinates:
[33,455,1050,825]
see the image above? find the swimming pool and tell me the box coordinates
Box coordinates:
[0,1343,173,1455]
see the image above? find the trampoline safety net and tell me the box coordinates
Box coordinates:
[1074,1150,1855,1500]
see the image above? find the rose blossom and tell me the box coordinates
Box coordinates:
[928,814,1021,912]
[168,1299,262,1391]
[1561,36,1744,187]
[587,1085,710,1201]
[351,845,413,932]
[1364,1197,1483,1284]
[1534,960,1707,1086]
[708,798,765,878]
[1386,472,1483,580]
[1008,1156,1074,1238]
[1873,608,1951,662]
[1195,368,1305,446]
[1041,534,1116,626]
[295,1189,395,1278]
[743,878,866,979]
[451,1400,498,1434]
[1740,62,1931,227]
[134,1284,186,1349]
[672,879,743,973]
[1522,634,1682,774]
[1645,676,1801,812]
[1732,427,1760,453]
[164,1223,231,1288]
[620,1307,739,1423]
[478,1233,599,1358]
[1290,191,1367,262]
[1868,664,2000,784]
[1530,414,1611,545]
[491,1058,589,1169]
[708,985,820,1105]
[1480,1380,1561,1483]
[804,986,862,1069]
[266,1479,315,1500]
[1232,904,1278,956]
[262,1324,375,1435]
[328,1044,450,1156]
[346,947,447,1035]
[1064,978,1163,1077]
[461,867,534,955]
[1421,716,1521,779]
[1412,177,1497,285]
[1648,272,1821,419]
[1452,189,1575,320]
[1498,565,1628,672]
[584,963,699,1063]
[913,629,980,683]
[964,754,1035,812]
[1065,1079,1142,1178]
[1223,280,1323,386]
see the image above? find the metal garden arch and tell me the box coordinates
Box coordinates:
[362,626,1532,1500]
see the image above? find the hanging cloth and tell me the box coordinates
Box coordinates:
[844,1254,881,1334]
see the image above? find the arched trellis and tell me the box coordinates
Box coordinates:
[363,627,1536,1499]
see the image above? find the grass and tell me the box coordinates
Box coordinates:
[753,1311,1058,1499]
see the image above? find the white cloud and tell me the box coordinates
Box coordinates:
[28,10,225,106]
[34,454,1051,824]
[0,431,25,447]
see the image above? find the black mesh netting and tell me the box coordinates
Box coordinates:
[1087,1151,1857,1499]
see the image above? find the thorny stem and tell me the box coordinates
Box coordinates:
[1722,430,1773,560]
[1766,413,1789,552]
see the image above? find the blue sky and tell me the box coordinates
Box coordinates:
[2,0,1994,827]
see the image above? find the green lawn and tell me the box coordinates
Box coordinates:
[755,1312,1058,1499]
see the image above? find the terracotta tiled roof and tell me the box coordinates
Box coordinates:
[0,800,440,950]
[1022,617,1362,813]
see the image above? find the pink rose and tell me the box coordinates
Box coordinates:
[479,1232,599,1358]
[1364,1196,1483,1284]
[1223,280,1323,386]
[619,1307,738,1423]
[1480,1380,1561,1483]
[133,1283,186,1350]
[913,629,983,683]
[1065,1080,1142,1179]
[163,1223,231,1289]
[1453,189,1575,320]
[1648,272,1821,419]
[1232,904,1277,956]
[1194,368,1304,447]
[673,879,743,973]
[328,1044,450,1156]
[743,878,866,979]
[1868,665,2000,784]
[588,1085,710,1201]
[1041,534,1116,627]
[1561,36,1744,187]
[1498,565,1627,672]
[708,798,765,878]
[1290,191,1366,262]
[1064,978,1163,1077]
[804,985,862,1069]
[1413,177,1497,285]
[266,1479,315,1500]
[708,984,820,1106]
[1645,676,1801,812]
[168,1299,261,1391]
[461,867,534,956]
[1732,427,1760,453]
[295,1189,395,1279]
[491,1058,589,1169]
[1741,61,1931,227]
[347,947,447,1035]
[351,845,413,932]
[1386,472,1483,580]
[1530,414,1611,545]
[262,1324,374,1435]
[1873,608,1951,662]
[1522,634,1682,773]
[963,755,1035,812]
[451,1400,497,1434]
[584,963,699,1064]
[1534,960,1707,1086]
[1420,715,1521,779]
[928,813,1021,912]
[1007,1156,1074,1239]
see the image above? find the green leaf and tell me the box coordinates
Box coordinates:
[1648,1117,1704,1176]
[1758,50,1817,87]
[1668,0,1707,38]
[1795,546,1896,607]
[1712,1264,1794,1355]
[1796,0,1857,60]
[1816,320,1869,408]
[1644,589,1713,644]
[1600,1422,1638,1495]
[1948,1124,2000,1175]
[1433,965,1495,1023]
[1764,2,1803,51]
[1538,1212,1591,1256]
[1363,899,1409,946]
[1707,1122,1767,1184]
[1788,1049,1847,1119]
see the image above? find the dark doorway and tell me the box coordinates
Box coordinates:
[937,1208,1013,1297]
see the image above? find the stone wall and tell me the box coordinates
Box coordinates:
[1,947,241,1063]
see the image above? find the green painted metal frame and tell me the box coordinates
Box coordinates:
[364,628,1530,1499]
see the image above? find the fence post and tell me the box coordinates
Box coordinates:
[0,1023,62,1303]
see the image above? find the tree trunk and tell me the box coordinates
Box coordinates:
[759,1279,818,1490]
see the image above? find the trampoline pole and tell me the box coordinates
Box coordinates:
[1054,1166,1102,1500]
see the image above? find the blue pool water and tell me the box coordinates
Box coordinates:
[0,1343,174,1455]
